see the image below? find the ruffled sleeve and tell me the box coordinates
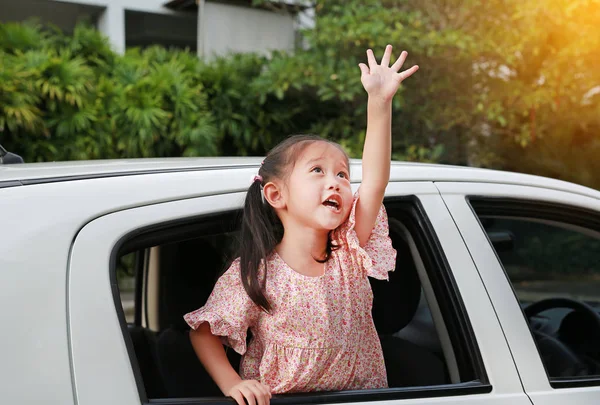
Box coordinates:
[333,192,397,280]
[184,258,260,355]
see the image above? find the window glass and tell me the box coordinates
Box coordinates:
[117,252,137,324]
[480,215,600,379]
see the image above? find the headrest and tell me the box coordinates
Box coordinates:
[370,221,421,334]
[159,238,224,331]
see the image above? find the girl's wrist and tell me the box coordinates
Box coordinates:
[367,95,393,110]
[217,371,243,395]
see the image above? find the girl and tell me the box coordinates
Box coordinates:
[184,45,419,405]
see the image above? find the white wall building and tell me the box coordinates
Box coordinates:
[0,0,312,57]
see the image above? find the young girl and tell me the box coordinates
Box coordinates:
[184,45,418,405]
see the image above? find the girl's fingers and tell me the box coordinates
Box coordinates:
[398,65,419,81]
[239,387,257,405]
[249,384,268,405]
[366,49,377,70]
[230,391,246,405]
[256,382,272,398]
[358,63,370,76]
[391,50,408,72]
[381,44,393,67]
[264,384,273,399]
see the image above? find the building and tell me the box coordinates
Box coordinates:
[0,0,312,57]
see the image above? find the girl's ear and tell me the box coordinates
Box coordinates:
[263,181,285,209]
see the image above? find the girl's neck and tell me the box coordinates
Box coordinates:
[275,223,329,276]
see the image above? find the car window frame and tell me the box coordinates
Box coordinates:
[109,196,492,404]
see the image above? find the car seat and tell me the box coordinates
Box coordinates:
[155,238,240,398]
[370,226,448,387]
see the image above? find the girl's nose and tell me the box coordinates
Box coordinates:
[327,176,341,191]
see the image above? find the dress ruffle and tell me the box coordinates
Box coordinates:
[183,258,259,355]
[184,309,249,355]
[334,193,397,280]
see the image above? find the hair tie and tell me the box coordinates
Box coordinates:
[252,174,266,204]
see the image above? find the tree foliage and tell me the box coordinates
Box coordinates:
[0,23,217,161]
[1,0,599,189]
[255,0,600,187]
[466,0,600,188]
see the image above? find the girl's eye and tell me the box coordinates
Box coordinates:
[338,172,348,179]
[312,167,323,173]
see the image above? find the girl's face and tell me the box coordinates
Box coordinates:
[283,141,353,231]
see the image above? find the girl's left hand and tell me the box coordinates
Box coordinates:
[359,45,419,102]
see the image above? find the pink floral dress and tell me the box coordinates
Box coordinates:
[184,195,397,394]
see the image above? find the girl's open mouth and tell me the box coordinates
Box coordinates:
[323,196,342,212]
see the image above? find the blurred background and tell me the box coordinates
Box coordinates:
[1,0,599,190]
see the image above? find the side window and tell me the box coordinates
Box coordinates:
[117,253,137,324]
[474,203,600,381]
[114,200,488,402]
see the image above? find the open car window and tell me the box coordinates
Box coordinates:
[113,198,489,402]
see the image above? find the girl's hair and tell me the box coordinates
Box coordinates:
[239,134,349,312]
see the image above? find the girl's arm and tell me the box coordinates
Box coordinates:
[354,45,418,246]
[190,323,271,405]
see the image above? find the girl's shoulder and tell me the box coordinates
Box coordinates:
[222,255,268,278]
[221,256,241,275]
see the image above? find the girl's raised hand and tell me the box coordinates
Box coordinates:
[358,45,419,102]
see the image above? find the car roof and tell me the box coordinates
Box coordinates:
[1,157,599,200]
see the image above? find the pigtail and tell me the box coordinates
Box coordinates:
[239,179,281,312]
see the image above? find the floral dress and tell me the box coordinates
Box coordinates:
[184,195,397,394]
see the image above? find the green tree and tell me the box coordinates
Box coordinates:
[252,0,476,162]
[0,23,217,161]
[466,0,600,189]
[254,0,600,188]
[2,0,599,191]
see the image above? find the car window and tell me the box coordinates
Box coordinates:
[117,252,137,324]
[477,213,600,380]
[113,200,489,402]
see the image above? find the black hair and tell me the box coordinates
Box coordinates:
[239,134,350,312]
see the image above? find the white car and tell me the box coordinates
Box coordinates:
[1,155,599,405]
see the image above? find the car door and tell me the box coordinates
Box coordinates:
[67,181,530,405]
[438,181,600,405]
